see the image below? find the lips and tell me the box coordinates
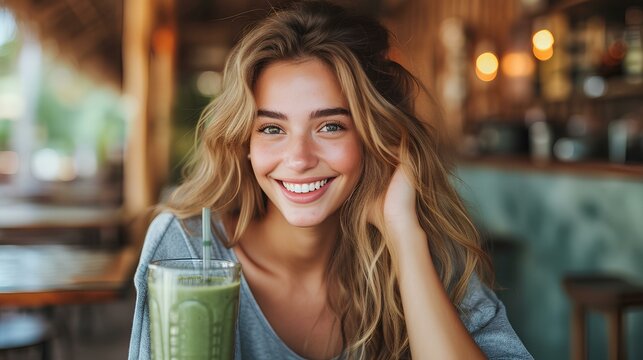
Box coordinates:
[276,177,335,204]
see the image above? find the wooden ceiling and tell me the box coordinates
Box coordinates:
[1,0,393,88]
[3,0,124,86]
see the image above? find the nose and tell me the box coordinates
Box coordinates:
[284,133,318,172]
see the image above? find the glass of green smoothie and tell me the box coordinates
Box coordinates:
[147,259,241,360]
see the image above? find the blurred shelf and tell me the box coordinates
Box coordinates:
[543,77,643,104]
[543,0,640,21]
[458,155,643,181]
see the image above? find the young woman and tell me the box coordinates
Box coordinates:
[129,1,532,359]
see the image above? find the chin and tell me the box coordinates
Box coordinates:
[283,214,326,228]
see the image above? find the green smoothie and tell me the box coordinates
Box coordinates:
[148,266,241,360]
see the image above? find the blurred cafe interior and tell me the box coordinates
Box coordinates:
[0,0,642,359]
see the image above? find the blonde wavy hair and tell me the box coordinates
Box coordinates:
[164,1,491,358]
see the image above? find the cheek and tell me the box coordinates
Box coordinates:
[250,136,281,160]
[328,139,363,176]
[248,138,273,177]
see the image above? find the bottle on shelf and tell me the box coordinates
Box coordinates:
[623,6,643,83]
[526,106,552,162]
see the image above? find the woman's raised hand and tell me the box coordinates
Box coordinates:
[368,165,423,248]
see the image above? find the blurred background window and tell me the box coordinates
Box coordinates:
[0,7,125,205]
[0,8,19,181]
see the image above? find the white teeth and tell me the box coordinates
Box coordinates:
[282,179,329,194]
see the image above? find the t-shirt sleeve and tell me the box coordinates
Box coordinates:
[459,275,534,360]
[127,212,194,360]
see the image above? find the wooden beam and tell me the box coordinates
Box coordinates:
[122,0,176,243]
[149,0,176,204]
[123,0,154,220]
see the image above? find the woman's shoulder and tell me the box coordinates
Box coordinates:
[460,274,499,313]
[458,274,504,329]
[135,212,190,273]
[146,212,180,238]
[142,212,186,254]
[141,211,236,262]
[458,274,534,359]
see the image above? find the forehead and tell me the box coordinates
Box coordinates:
[253,58,348,111]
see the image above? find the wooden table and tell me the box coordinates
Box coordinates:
[0,203,122,231]
[0,203,124,245]
[0,244,139,308]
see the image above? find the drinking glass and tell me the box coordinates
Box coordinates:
[148,259,241,360]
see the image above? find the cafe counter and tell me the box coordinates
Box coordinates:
[454,162,643,360]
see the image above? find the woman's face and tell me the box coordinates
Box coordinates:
[249,58,363,227]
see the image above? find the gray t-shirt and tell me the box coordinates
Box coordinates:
[128,212,532,359]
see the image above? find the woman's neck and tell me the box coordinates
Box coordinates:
[230,207,340,283]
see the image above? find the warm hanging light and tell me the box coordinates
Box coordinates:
[532,29,554,61]
[475,52,499,81]
[533,46,554,61]
[532,29,554,50]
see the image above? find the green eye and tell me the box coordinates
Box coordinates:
[320,123,344,132]
[259,125,283,134]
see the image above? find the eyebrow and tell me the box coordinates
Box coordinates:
[256,107,351,120]
[310,108,351,119]
[256,109,287,120]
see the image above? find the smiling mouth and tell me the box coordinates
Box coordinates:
[280,178,333,194]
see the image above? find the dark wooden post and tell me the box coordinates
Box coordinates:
[122,0,176,243]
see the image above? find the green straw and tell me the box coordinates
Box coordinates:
[202,207,212,273]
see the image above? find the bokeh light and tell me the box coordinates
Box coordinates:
[31,148,77,182]
[502,52,535,77]
[196,71,223,97]
[475,52,499,81]
[533,46,554,61]
[583,75,606,98]
[532,29,554,61]
[532,29,554,50]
